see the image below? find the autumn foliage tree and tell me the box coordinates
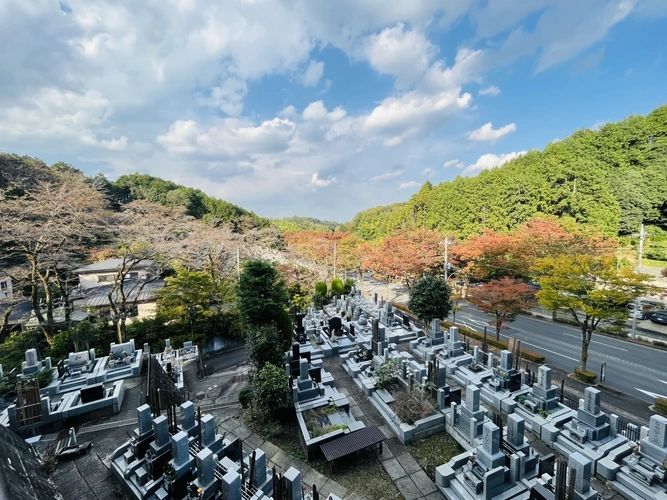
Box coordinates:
[534,254,652,372]
[0,175,108,345]
[467,278,537,340]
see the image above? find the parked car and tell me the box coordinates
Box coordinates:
[650,311,667,325]
[627,302,658,320]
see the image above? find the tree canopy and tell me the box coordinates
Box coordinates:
[407,275,452,331]
[348,105,667,239]
[237,259,289,327]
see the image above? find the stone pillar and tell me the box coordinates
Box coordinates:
[137,404,152,435]
[568,452,592,496]
[180,401,195,432]
[171,431,190,466]
[500,350,513,371]
[506,414,524,448]
[220,469,242,500]
[201,414,216,447]
[487,353,494,370]
[153,415,170,448]
[196,447,216,487]
[537,366,552,389]
[469,417,477,446]
[284,466,301,500]
[450,402,457,425]
[609,414,619,438]
[465,385,480,412]
[583,387,601,414]
[299,358,309,381]
[252,449,267,488]
[449,326,459,343]
[25,348,38,367]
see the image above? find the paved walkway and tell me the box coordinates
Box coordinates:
[217,416,353,499]
[322,357,445,500]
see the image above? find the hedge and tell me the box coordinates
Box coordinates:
[656,398,667,416]
[574,367,597,384]
[441,321,546,364]
[393,301,545,364]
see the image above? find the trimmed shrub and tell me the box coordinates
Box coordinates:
[656,398,667,416]
[343,278,355,294]
[574,367,597,384]
[315,281,328,296]
[441,321,546,364]
[330,278,344,296]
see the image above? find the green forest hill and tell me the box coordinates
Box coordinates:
[349,105,667,240]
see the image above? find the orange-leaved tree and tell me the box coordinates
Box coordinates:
[467,278,537,340]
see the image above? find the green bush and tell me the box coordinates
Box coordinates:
[343,278,355,294]
[252,363,292,421]
[656,398,667,416]
[653,341,667,349]
[330,278,344,296]
[441,321,546,364]
[574,367,597,384]
[315,281,327,296]
[239,387,252,409]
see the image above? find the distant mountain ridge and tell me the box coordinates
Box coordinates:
[270,216,340,233]
[349,105,667,240]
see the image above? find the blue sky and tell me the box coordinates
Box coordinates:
[1,1,666,222]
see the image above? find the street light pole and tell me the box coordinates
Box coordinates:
[631,224,646,340]
[443,236,450,281]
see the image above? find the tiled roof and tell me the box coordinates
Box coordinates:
[73,258,155,274]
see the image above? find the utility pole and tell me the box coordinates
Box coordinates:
[333,241,337,280]
[443,236,451,281]
[631,224,646,340]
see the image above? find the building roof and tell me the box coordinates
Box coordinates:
[80,280,165,309]
[0,424,62,499]
[73,258,155,275]
[23,308,90,329]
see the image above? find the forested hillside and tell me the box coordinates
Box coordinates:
[271,216,340,233]
[350,105,667,239]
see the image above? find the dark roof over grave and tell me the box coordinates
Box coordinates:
[0,425,62,500]
[320,425,385,462]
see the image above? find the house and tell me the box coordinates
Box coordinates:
[73,259,157,290]
[0,276,13,300]
[76,279,165,322]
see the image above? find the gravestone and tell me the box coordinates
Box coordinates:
[446,326,464,357]
[477,422,505,470]
[136,404,153,437]
[568,452,595,500]
[180,401,196,435]
[506,414,524,448]
[638,414,667,465]
[490,349,521,392]
[195,447,216,496]
[567,387,609,443]
[171,431,190,467]
[427,318,444,345]
[22,348,41,375]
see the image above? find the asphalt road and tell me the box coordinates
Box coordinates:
[456,303,667,404]
[205,346,248,374]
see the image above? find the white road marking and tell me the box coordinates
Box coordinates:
[496,332,579,362]
[635,388,667,400]
[557,331,627,351]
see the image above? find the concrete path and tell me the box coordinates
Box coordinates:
[322,357,445,500]
[217,416,352,499]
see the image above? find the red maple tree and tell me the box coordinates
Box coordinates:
[467,277,537,340]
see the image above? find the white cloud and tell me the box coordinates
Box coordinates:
[371,168,405,181]
[100,136,128,151]
[198,78,248,116]
[362,23,436,86]
[302,101,347,122]
[278,105,297,118]
[300,60,325,87]
[422,168,435,177]
[479,85,501,96]
[443,159,465,168]
[468,122,517,141]
[461,151,527,176]
[363,89,472,145]
[311,172,337,188]
[399,180,420,189]
[157,117,296,158]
